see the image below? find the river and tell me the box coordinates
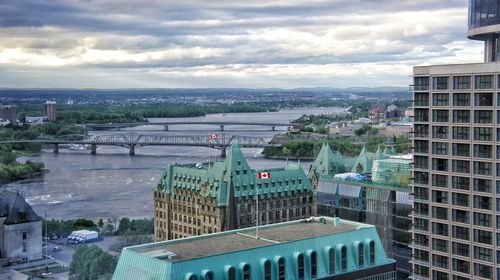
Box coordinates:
[3,107,347,221]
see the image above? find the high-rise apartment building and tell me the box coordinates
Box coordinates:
[0,105,18,126]
[153,145,316,241]
[411,1,500,279]
[43,100,56,121]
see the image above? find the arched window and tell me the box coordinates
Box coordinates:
[341,246,347,272]
[297,254,305,280]
[264,260,272,280]
[203,271,214,280]
[310,251,318,278]
[358,243,364,268]
[243,264,251,280]
[278,257,286,280]
[186,274,198,280]
[328,248,336,274]
[369,241,375,265]
[227,266,236,280]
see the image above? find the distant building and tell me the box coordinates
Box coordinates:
[385,105,402,119]
[378,122,413,137]
[43,101,56,122]
[153,145,316,241]
[25,116,48,125]
[0,106,18,127]
[369,107,385,123]
[113,217,397,280]
[310,144,412,278]
[0,191,43,263]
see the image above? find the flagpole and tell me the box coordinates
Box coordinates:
[255,181,259,239]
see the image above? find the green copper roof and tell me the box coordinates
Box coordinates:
[113,217,395,280]
[157,145,313,206]
[308,143,352,181]
[351,146,373,174]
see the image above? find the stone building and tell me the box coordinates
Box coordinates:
[0,191,42,262]
[153,144,316,241]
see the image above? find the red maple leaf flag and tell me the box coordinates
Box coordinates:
[209,133,218,139]
[258,172,270,179]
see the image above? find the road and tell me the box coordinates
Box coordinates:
[47,236,119,265]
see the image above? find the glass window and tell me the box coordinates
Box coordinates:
[297,254,304,280]
[453,76,471,90]
[433,93,449,105]
[433,77,449,90]
[432,254,449,269]
[432,142,448,155]
[452,176,470,190]
[452,143,470,157]
[415,92,429,106]
[452,209,469,223]
[414,76,429,91]
[474,110,493,123]
[432,206,448,220]
[474,212,492,227]
[452,193,469,207]
[310,251,317,278]
[452,126,470,140]
[369,241,375,265]
[263,261,271,280]
[474,246,493,262]
[432,158,448,171]
[278,258,285,280]
[432,174,448,188]
[452,258,470,274]
[414,124,429,137]
[474,178,492,193]
[474,263,493,279]
[453,93,471,106]
[328,248,335,274]
[243,264,251,280]
[432,110,449,122]
[432,238,449,253]
[474,161,492,176]
[474,195,492,210]
[452,242,469,257]
[453,225,470,240]
[432,222,449,237]
[227,267,236,280]
[452,110,470,123]
[452,160,470,173]
[414,156,428,169]
[341,246,347,272]
[475,75,494,89]
[474,144,493,158]
[474,127,493,141]
[432,126,448,139]
[414,140,429,153]
[414,171,428,184]
[414,109,429,122]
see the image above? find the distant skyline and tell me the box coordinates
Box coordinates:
[0,0,483,89]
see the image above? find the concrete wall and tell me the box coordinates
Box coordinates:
[2,221,42,261]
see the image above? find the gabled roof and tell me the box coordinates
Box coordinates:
[308,143,346,179]
[351,145,373,174]
[0,191,41,225]
[157,145,313,206]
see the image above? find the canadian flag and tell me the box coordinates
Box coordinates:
[209,133,218,139]
[258,172,270,179]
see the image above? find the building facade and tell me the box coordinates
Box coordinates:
[0,106,18,126]
[43,101,56,122]
[411,1,500,279]
[113,217,397,280]
[153,145,316,241]
[311,144,412,278]
[0,191,42,262]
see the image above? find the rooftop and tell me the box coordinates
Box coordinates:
[129,217,360,263]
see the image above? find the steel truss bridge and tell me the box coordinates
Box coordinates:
[0,133,279,156]
[84,121,296,131]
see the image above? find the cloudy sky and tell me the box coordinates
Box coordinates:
[0,0,484,88]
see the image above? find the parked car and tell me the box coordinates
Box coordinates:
[53,246,61,252]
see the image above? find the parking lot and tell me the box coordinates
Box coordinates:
[47,236,119,265]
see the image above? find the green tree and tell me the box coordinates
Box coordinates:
[70,245,116,280]
[117,218,130,234]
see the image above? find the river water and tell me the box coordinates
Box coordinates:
[3,107,346,221]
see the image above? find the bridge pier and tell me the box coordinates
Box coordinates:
[272,126,275,131]
[91,144,97,155]
[164,125,169,131]
[53,143,59,154]
[129,146,136,156]
[219,125,225,131]
[220,148,226,157]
